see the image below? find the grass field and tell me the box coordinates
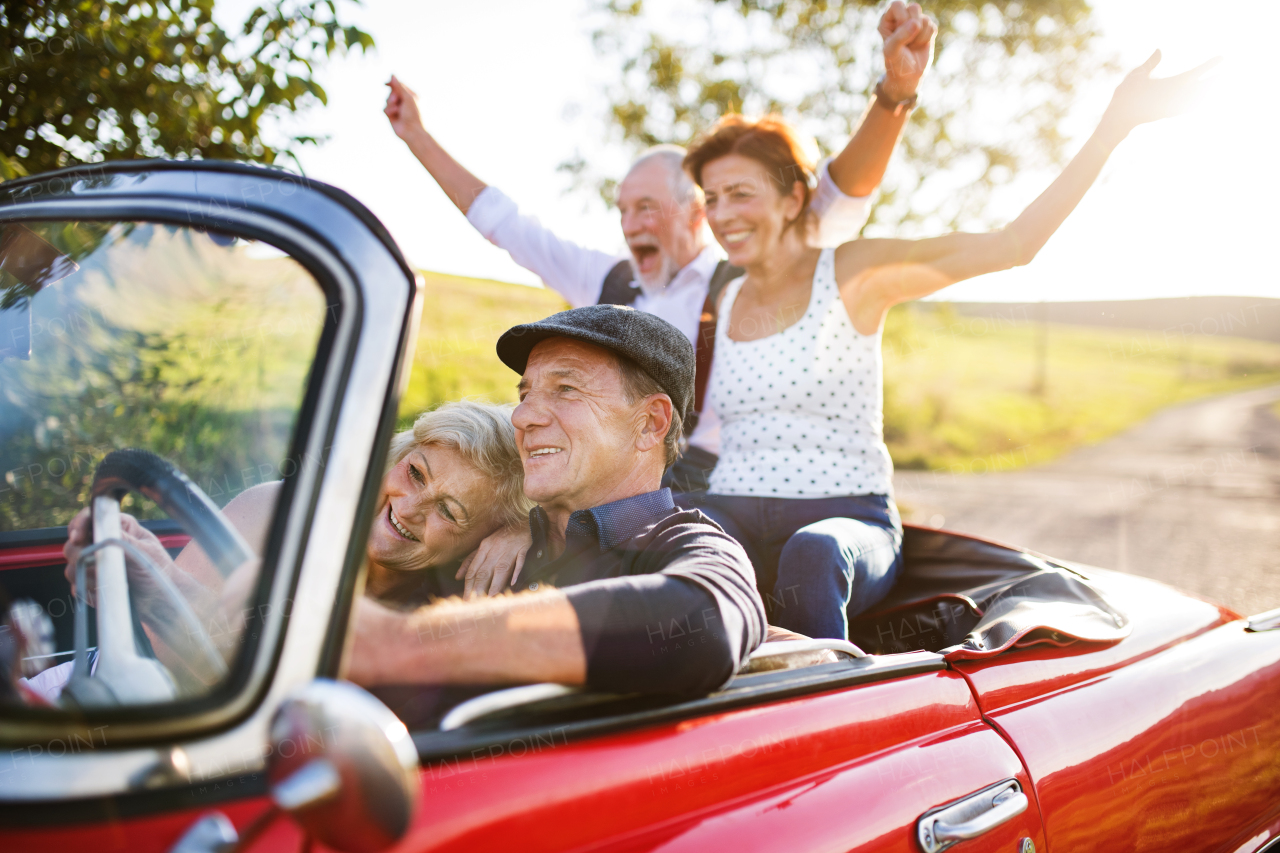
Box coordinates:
[401,272,1280,473]
[399,271,568,423]
[881,303,1280,471]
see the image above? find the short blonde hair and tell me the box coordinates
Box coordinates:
[387,400,532,529]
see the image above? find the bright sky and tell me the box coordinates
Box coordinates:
[220,0,1279,303]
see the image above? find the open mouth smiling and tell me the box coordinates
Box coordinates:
[528,447,563,460]
[630,245,659,269]
[388,503,419,541]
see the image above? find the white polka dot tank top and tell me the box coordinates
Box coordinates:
[708,248,893,498]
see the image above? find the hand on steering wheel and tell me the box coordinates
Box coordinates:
[63,508,202,617]
[61,449,257,703]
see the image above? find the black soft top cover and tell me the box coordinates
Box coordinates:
[850,525,1131,659]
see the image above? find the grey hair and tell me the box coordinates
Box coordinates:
[614,355,683,470]
[628,144,700,209]
[387,400,533,529]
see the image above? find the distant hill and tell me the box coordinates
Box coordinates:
[946,297,1280,343]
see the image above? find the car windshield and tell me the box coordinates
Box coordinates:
[0,219,326,708]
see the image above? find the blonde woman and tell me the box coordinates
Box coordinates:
[58,401,533,694]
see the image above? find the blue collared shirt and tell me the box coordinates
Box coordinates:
[517,488,765,696]
[520,488,678,585]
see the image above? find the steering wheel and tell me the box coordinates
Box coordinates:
[62,449,255,708]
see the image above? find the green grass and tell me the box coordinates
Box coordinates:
[882,303,1280,471]
[400,273,1280,473]
[1,225,329,529]
[398,271,567,425]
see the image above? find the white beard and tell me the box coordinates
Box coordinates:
[629,251,679,290]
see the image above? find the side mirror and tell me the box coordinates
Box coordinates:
[267,679,420,853]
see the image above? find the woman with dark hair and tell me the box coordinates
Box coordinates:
[680,52,1217,640]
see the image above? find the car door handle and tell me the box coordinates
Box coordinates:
[917,779,1028,853]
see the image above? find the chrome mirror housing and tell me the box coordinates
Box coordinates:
[267,679,420,853]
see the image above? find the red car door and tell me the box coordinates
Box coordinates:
[400,655,1047,853]
[953,567,1280,853]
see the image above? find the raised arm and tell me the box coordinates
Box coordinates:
[825,2,936,199]
[385,76,488,214]
[384,75,619,305]
[835,51,1219,332]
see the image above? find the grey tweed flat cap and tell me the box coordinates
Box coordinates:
[496,304,695,419]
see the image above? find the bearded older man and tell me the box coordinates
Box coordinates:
[384,2,937,495]
[348,306,766,703]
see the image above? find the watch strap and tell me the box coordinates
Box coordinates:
[873,77,918,117]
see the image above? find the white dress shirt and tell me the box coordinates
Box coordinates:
[466,159,872,454]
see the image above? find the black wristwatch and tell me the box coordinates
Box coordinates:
[873,77,918,117]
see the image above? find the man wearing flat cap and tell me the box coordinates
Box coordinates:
[349,306,766,698]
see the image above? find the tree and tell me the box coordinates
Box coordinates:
[579,0,1117,234]
[0,0,373,179]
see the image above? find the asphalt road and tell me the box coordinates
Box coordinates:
[894,383,1280,617]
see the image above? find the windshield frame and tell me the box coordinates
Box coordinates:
[0,201,344,734]
[0,159,416,805]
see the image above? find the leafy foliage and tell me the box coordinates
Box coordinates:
[582,0,1117,232]
[0,0,373,177]
[0,321,256,529]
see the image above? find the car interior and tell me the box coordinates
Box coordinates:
[0,216,1132,751]
[386,525,1132,753]
[0,218,326,712]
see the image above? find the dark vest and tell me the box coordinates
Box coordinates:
[596,258,743,429]
[597,258,742,310]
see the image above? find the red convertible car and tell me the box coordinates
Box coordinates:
[0,162,1277,853]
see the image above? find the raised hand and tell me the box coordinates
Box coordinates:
[382,74,489,213]
[1099,51,1221,142]
[878,1,937,101]
[384,75,425,141]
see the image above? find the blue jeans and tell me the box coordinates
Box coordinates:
[680,493,903,640]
